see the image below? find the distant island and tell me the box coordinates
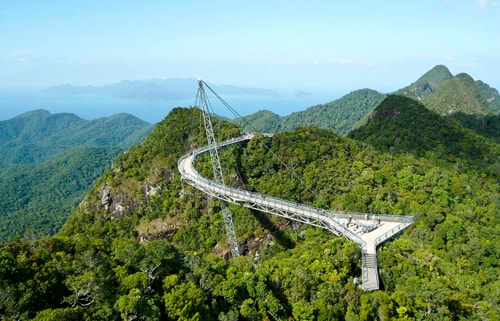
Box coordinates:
[44,78,280,101]
[294,90,313,97]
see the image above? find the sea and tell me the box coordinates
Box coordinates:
[0,89,341,123]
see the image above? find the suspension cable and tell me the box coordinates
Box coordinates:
[199,80,319,204]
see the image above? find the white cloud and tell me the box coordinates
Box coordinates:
[442,0,498,10]
[10,50,34,64]
[442,54,454,61]
[320,57,355,66]
[458,61,479,68]
[476,0,498,9]
[337,58,354,66]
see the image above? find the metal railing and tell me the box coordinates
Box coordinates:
[178,134,414,291]
[179,144,367,245]
[374,220,414,246]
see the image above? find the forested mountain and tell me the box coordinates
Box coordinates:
[238,109,282,133]
[475,80,500,114]
[396,64,453,101]
[0,110,153,240]
[423,73,491,116]
[0,107,497,320]
[0,109,153,165]
[238,65,499,137]
[278,89,386,135]
[239,89,386,135]
[348,95,499,177]
[396,65,498,117]
[0,146,122,240]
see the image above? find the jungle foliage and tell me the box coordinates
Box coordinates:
[348,95,500,177]
[0,106,498,320]
[0,146,122,241]
[239,89,386,136]
[0,110,153,241]
[396,64,453,101]
[0,109,152,165]
[422,73,491,116]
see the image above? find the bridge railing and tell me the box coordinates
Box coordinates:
[374,220,413,246]
[179,140,367,246]
[183,153,366,245]
[179,135,420,291]
[180,136,416,248]
[181,136,413,221]
[361,243,369,285]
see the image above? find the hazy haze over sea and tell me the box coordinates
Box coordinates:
[0,88,341,123]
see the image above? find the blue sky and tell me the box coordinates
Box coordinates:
[1,0,499,92]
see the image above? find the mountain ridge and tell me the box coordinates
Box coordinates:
[0,109,154,240]
[349,94,499,176]
[239,88,386,135]
[476,79,500,114]
[239,65,499,136]
[0,109,153,165]
[396,64,453,101]
[423,72,491,115]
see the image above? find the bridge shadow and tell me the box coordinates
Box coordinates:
[250,209,295,250]
[233,158,295,250]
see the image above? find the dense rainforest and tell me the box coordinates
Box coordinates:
[0,110,152,165]
[0,104,498,320]
[0,146,122,240]
[0,110,153,240]
[239,89,386,135]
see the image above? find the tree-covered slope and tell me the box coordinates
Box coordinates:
[423,73,491,116]
[0,107,498,320]
[0,110,153,241]
[348,95,499,176]
[239,89,386,135]
[449,112,500,143]
[236,109,282,133]
[396,64,453,101]
[476,79,500,115]
[0,146,122,241]
[0,109,153,165]
[279,89,386,135]
[236,65,498,138]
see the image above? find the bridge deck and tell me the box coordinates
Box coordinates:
[178,134,413,290]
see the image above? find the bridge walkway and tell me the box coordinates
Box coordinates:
[178,134,413,291]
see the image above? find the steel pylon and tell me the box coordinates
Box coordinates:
[196,79,240,257]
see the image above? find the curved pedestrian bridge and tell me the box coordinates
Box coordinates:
[178,133,414,291]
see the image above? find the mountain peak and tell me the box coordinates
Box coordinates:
[476,80,500,114]
[423,72,491,115]
[368,95,422,123]
[424,64,453,79]
[454,72,475,83]
[397,65,453,101]
[11,108,52,119]
[350,94,496,167]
